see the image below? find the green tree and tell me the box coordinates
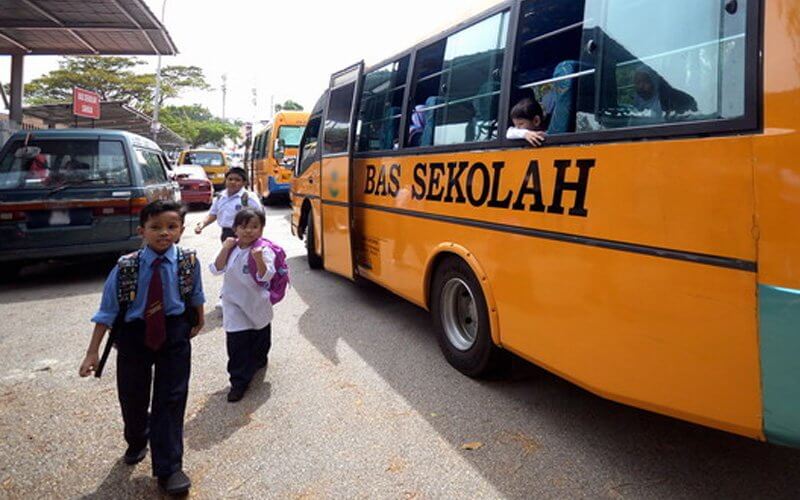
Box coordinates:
[274,99,304,112]
[23,56,210,111]
[24,56,150,106]
[141,65,211,113]
[160,104,240,147]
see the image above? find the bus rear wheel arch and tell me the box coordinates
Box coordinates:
[430,255,508,378]
[304,206,323,270]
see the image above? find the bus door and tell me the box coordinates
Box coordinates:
[320,62,364,279]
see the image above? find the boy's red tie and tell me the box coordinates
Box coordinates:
[144,257,166,351]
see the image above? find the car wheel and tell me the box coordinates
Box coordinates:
[306,212,323,270]
[431,256,508,377]
[0,265,20,283]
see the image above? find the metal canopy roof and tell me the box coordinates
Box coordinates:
[23,101,186,148]
[0,0,177,55]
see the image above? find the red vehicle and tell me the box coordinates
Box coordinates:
[174,165,213,208]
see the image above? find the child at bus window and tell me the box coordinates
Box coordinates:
[209,207,276,403]
[633,67,664,119]
[506,97,546,147]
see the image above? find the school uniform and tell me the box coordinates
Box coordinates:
[209,188,263,241]
[210,244,275,390]
[92,245,205,478]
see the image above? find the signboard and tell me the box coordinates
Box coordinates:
[73,87,100,120]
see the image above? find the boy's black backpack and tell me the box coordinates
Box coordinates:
[94,247,198,378]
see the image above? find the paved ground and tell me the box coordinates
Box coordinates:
[1,205,800,499]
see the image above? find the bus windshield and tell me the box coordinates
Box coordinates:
[182,151,224,166]
[277,126,305,148]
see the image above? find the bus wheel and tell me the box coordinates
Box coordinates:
[431,256,506,378]
[306,213,324,270]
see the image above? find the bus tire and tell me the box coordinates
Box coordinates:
[306,212,324,270]
[431,256,507,378]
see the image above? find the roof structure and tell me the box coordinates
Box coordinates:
[22,101,187,148]
[0,0,177,55]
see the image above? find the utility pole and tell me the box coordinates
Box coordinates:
[269,94,275,121]
[151,0,168,141]
[251,87,258,122]
[221,73,228,120]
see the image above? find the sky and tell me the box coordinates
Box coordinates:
[0,0,499,123]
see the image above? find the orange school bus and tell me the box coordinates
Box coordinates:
[251,111,308,203]
[291,0,800,448]
[176,149,229,189]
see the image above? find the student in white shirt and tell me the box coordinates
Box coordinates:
[506,97,547,147]
[194,167,263,242]
[209,207,276,402]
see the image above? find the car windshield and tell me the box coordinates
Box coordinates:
[174,166,208,180]
[277,126,305,148]
[181,151,224,166]
[0,139,130,191]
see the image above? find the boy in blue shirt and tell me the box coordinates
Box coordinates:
[79,199,205,496]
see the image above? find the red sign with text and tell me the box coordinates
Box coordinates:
[73,87,100,119]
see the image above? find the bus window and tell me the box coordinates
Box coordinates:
[261,129,271,159]
[323,85,355,155]
[253,133,262,160]
[576,0,747,131]
[407,10,509,147]
[512,0,588,136]
[357,56,409,152]
[298,115,322,175]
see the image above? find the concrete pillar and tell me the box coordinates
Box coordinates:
[9,54,24,128]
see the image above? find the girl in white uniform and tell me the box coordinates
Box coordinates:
[210,207,275,402]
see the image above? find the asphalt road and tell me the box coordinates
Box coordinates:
[1,206,799,499]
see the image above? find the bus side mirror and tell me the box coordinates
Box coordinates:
[274,138,286,160]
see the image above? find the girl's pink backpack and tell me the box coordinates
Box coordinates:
[228,237,289,304]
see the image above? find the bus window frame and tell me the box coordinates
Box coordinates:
[297,113,323,177]
[262,126,272,160]
[403,6,513,151]
[252,132,262,161]
[322,65,361,158]
[351,0,761,160]
[355,55,412,153]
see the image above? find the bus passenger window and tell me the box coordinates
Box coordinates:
[298,115,322,175]
[323,84,355,155]
[576,0,748,131]
[511,0,588,137]
[407,11,509,147]
[357,56,409,152]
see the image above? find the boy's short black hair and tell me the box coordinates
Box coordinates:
[139,199,186,226]
[233,207,265,228]
[225,167,248,183]
[510,98,544,121]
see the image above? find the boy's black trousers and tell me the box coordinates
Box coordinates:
[116,315,191,478]
[226,323,271,390]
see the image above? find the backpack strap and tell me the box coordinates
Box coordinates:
[116,250,141,306]
[176,246,197,302]
[241,191,249,207]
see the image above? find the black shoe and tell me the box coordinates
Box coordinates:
[157,470,191,496]
[227,386,246,402]
[123,445,147,465]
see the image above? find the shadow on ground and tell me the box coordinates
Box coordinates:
[0,254,117,304]
[288,255,800,498]
[184,370,272,451]
[80,460,155,500]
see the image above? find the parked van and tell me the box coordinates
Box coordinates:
[176,149,228,189]
[0,129,179,270]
